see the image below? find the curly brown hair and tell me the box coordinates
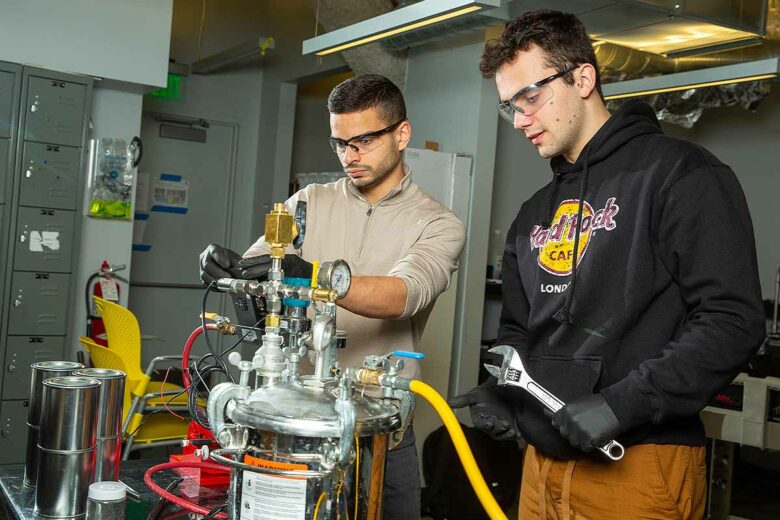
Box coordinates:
[479,10,602,98]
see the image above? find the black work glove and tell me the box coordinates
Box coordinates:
[449,381,518,441]
[199,244,243,285]
[238,254,313,281]
[549,393,622,452]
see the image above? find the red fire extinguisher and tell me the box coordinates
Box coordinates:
[86,260,127,346]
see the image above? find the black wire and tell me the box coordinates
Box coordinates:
[145,477,183,520]
[186,317,264,429]
[123,388,188,441]
[201,283,234,383]
[202,502,229,519]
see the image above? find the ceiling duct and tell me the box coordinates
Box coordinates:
[307,0,408,88]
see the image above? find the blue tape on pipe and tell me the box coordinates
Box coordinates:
[391,351,425,360]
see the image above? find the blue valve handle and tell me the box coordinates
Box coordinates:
[391,350,425,360]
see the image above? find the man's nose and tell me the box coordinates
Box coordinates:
[513,109,532,130]
[343,146,361,163]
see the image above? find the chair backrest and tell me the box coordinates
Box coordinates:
[93,296,144,381]
[78,336,133,416]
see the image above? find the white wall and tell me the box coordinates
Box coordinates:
[165,0,346,241]
[143,70,264,252]
[0,0,172,89]
[67,88,142,355]
[291,88,347,176]
[403,29,501,467]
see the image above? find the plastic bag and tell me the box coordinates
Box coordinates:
[87,137,141,219]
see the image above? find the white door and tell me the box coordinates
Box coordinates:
[129,113,237,364]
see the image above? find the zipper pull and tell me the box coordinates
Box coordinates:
[367,207,373,216]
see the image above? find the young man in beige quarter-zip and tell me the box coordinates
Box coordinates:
[200,74,466,520]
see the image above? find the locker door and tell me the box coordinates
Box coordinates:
[2,336,63,400]
[0,400,30,464]
[19,142,80,210]
[8,272,70,335]
[14,207,75,273]
[0,70,14,138]
[0,138,8,204]
[24,77,86,147]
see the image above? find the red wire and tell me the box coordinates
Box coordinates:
[161,366,186,421]
[182,324,217,389]
[144,461,231,519]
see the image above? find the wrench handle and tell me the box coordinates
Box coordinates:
[526,381,565,413]
[599,440,625,460]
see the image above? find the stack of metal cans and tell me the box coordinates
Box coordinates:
[23,361,128,518]
[34,376,101,517]
[74,368,126,482]
[24,361,85,488]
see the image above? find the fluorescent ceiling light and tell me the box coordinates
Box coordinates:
[594,19,762,57]
[191,37,275,74]
[602,58,779,100]
[302,0,500,56]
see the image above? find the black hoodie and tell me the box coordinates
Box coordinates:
[498,100,765,459]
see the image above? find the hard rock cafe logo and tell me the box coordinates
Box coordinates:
[529,197,619,276]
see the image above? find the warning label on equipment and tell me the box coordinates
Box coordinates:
[239,471,307,520]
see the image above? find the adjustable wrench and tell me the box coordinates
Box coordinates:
[484,345,625,461]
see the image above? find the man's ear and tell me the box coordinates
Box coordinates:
[575,63,599,99]
[396,120,412,151]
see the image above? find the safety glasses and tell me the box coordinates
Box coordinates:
[328,118,406,156]
[497,66,578,122]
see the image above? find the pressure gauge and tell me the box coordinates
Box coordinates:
[317,260,352,299]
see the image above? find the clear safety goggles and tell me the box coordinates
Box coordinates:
[497,66,577,123]
[328,118,406,156]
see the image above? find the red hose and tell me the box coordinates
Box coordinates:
[144,460,231,518]
[183,324,217,389]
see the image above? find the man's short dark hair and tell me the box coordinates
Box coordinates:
[479,10,602,97]
[327,74,407,125]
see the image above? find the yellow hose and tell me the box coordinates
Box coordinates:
[409,379,509,520]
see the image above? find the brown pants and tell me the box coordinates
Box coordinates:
[518,444,706,520]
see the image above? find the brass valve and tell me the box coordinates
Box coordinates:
[264,203,298,259]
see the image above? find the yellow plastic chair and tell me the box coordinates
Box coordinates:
[89,296,193,458]
[79,336,190,458]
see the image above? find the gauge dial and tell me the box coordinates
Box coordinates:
[318,260,352,298]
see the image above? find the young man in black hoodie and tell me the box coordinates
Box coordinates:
[450,9,766,519]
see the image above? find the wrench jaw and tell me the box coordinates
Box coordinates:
[488,345,529,387]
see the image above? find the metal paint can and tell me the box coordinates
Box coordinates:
[24,361,85,487]
[94,435,122,482]
[34,447,96,518]
[73,368,125,438]
[38,376,100,451]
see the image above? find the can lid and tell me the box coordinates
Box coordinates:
[43,376,101,389]
[88,481,126,501]
[32,361,84,371]
[73,368,126,379]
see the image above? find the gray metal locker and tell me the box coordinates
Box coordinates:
[24,76,86,147]
[14,206,75,273]
[2,336,63,400]
[0,400,29,464]
[19,142,80,210]
[0,138,8,204]
[7,272,70,336]
[0,71,14,138]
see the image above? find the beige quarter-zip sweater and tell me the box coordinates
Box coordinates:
[244,167,466,380]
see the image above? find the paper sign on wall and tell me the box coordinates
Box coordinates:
[151,173,189,214]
